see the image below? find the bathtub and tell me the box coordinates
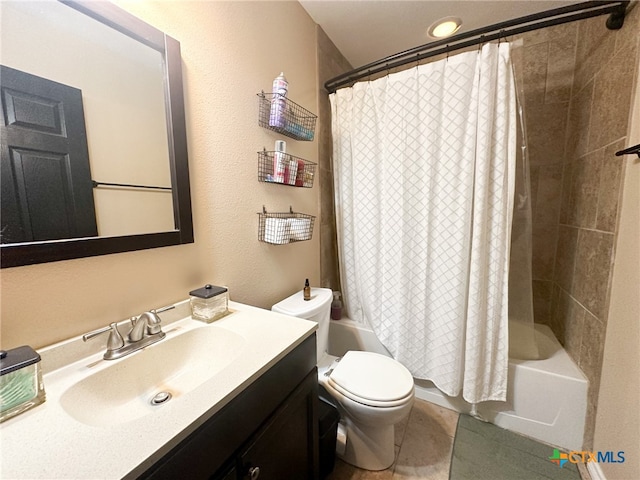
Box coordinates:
[328,318,588,451]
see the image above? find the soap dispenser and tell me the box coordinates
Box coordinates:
[331,291,343,320]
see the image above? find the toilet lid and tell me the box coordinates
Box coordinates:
[327,351,414,406]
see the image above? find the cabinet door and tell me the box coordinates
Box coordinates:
[238,371,319,480]
[214,465,237,480]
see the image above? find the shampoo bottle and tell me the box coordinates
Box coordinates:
[269,72,288,128]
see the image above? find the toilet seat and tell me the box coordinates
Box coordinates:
[325,351,414,408]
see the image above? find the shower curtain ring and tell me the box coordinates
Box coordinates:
[498,29,507,45]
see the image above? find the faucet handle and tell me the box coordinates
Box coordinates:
[105,323,125,350]
[82,322,125,352]
[145,311,163,335]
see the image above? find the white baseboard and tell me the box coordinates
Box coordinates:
[587,462,607,480]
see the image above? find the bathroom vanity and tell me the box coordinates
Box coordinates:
[0,302,319,479]
[139,333,319,479]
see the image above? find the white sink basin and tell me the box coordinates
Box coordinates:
[60,325,246,426]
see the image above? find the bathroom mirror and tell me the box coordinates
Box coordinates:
[0,0,193,268]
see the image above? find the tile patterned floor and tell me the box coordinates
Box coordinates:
[326,398,459,480]
[326,398,591,480]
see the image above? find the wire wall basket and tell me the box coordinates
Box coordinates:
[258,206,315,245]
[258,149,316,188]
[257,92,317,141]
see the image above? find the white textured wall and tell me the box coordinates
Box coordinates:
[0,1,321,349]
[593,50,640,479]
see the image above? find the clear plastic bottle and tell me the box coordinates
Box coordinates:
[273,140,286,183]
[269,72,288,128]
[331,291,343,320]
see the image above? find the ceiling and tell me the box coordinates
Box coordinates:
[299,0,581,68]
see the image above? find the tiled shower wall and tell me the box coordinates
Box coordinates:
[316,26,351,292]
[519,7,639,448]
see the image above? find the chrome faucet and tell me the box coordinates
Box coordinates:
[83,306,173,360]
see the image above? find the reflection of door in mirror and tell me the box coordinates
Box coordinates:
[1,0,175,241]
[1,65,98,244]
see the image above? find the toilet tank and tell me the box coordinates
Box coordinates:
[272,288,333,358]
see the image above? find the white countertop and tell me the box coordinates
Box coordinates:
[0,301,316,479]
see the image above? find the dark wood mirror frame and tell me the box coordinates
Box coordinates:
[1,1,193,268]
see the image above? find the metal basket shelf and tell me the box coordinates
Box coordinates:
[258,206,315,245]
[258,149,316,188]
[257,92,317,141]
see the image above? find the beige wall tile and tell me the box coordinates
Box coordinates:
[574,16,617,92]
[545,35,577,104]
[317,26,351,291]
[614,1,640,53]
[588,44,637,151]
[567,150,602,228]
[558,161,572,225]
[557,291,586,360]
[596,140,626,232]
[520,21,577,47]
[573,229,614,320]
[525,103,569,166]
[532,224,557,281]
[565,79,594,161]
[532,279,553,325]
[522,42,549,107]
[553,225,579,293]
[532,163,563,225]
[579,311,607,450]
[529,165,540,214]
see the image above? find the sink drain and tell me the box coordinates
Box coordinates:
[150,391,172,405]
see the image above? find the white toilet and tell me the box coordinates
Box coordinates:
[272,287,415,471]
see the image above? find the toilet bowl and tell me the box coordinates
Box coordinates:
[272,287,415,471]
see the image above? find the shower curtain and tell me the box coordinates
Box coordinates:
[330,43,517,403]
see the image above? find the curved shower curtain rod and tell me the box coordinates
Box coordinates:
[324,0,630,93]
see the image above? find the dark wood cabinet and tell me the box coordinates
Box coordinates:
[236,371,318,479]
[135,335,319,480]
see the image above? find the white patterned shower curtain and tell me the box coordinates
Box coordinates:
[330,43,517,403]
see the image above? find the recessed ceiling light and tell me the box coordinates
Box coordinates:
[428,16,462,39]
